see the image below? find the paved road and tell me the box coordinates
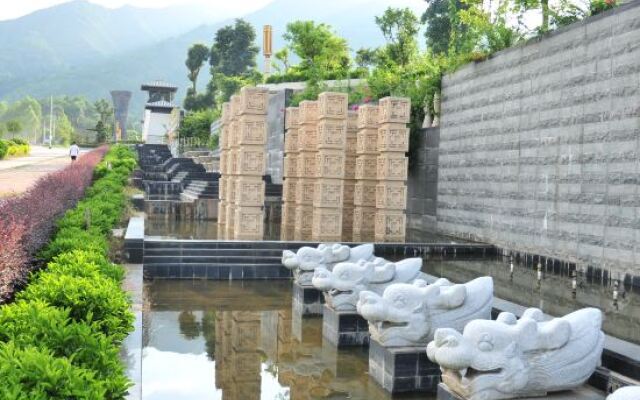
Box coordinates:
[0,146,75,197]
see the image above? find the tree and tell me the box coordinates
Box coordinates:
[375,8,420,67]
[513,0,551,33]
[273,48,290,72]
[283,21,350,78]
[355,48,379,69]
[94,120,108,144]
[93,99,113,125]
[179,109,217,144]
[209,19,259,76]
[55,113,74,145]
[421,0,468,55]
[186,43,210,92]
[6,120,22,138]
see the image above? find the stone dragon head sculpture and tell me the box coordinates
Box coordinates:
[356,277,493,347]
[282,243,375,286]
[312,257,422,312]
[427,307,605,400]
[607,387,640,400]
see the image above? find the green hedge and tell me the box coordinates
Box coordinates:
[0,139,30,159]
[0,144,137,399]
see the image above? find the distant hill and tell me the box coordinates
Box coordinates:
[0,0,425,118]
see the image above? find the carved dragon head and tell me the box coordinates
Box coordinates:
[282,243,350,272]
[607,387,640,400]
[357,277,492,347]
[427,307,603,400]
[312,257,422,312]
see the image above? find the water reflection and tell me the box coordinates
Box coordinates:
[143,281,432,400]
[424,258,640,344]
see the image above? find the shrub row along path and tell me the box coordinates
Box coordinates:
[0,146,85,197]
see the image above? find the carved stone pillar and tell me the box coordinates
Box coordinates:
[353,105,379,242]
[294,100,318,241]
[281,107,299,240]
[217,102,231,238]
[342,110,358,241]
[312,92,348,242]
[375,97,410,242]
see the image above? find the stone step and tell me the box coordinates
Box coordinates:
[144,263,292,280]
[144,248,284,257]
[144,255,282,264]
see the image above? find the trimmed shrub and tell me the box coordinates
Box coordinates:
[0,342,107,400]
[0,140,8,159]
[47,250,125,282]
[0,300,130,399]
[39,227,108,261]
[17,272,133,342]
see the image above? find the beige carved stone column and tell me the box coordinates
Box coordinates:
[217,102,231,238]
[375,97,410,242]
[312,92,348,242]
[232,86,268,240]
[294,100,318,241]
[281,107,299,241]
[224,95,240,239]
[353,105,379,242]
[342,110,358,241]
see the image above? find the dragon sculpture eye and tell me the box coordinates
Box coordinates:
[478,333,494,352]
[393,296,407,308]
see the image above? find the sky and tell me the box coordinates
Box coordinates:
[0,0,273,21]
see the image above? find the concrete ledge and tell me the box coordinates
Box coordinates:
[322,304,369,348]
[124,217,144,263]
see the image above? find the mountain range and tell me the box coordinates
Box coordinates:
[0,0,425,116]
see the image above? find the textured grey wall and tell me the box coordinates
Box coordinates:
[407,127,440,235]
[266,90,285,184]
[437,3,640,278]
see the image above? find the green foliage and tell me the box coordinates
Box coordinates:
[186,43,210,91]
[0,300,130,398]
[209,19,259,76]
[0,140,7,159]
[54,113,75,145]
[590,0,616,15]
[6,143,30,157]
[0,342,107,400]
[17,272,133,342]
[180,109,217,142]
[375,8,420,67]
[422,0,470,55]
[5,120,22,136]
[273,48,290,73]
[48,250,125,283]
[283,21,350,80]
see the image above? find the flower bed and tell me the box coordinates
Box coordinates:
[0,145,137,399]
[0,146,107,300]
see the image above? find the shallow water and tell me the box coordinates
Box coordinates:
[143,280,434,400]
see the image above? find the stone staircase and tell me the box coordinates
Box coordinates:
[143,239,293,279]
[183,150,219,172]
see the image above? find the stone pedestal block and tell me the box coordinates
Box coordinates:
[298,100,319,124]
[229,121,239,147]
[354,181,378,206]
[355,155,378,180]
[313,179,344,208]
[232,319,261,350]
[237,146,265,176]
[311,207,343,242]
[357,128,379,155]
[318,92,348,119]
[284,155,298,179]
[282,178,297,202]
[284,128,299,152]
[233,206,264,240]
[377,153,408,181]
[315,150,345,179]
[285,107,299,129]
[344,156,356,180]
[378,97,411,124]
[322,304,370,347]
[293,281,325,316]
[353,206,377,235]
[239,86,268,115]
[375,210,406,242]
[316,119,347,149]
[357,104,380,128]
[234,177,265,207]
[228,150,238,174]
[237,114,267,145]
[369,338,441,394]
[217,201,227,224]
[378,123,410,152]
[294,205,314,240]
[297,124,318,150]
[376,182,407,210]
[295,178,315,205]
[297,153,317,178]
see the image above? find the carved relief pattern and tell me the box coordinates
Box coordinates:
[319,93,348,119]
[377,155,408,181]
[316,152,345,179]
[376,184,407,210]
[283,179,297,202]
[317,121,346,149]
[354,182,377,206]
[299,101,319,124]
[353,207,377,231]
[375,212,406,238]
[236,180,265,206]
[378,97,411,124]
[314,180,343,208]
[356,129,378,154]
[284,156,298,178]
[284,129,299,153]
[344,157,356,180]
[295,180,315,205]
[285,107,299,128]
[357,105,379,128]
[239,149,265,175]
[378,125,410,152]
[239,119,267,145]
[355,156,378,180]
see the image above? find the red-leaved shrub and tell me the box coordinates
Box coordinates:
[0,146,107,300]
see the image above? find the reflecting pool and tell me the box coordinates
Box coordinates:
[142,280,433,400]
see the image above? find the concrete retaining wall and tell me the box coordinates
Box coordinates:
[436,3,640,278]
